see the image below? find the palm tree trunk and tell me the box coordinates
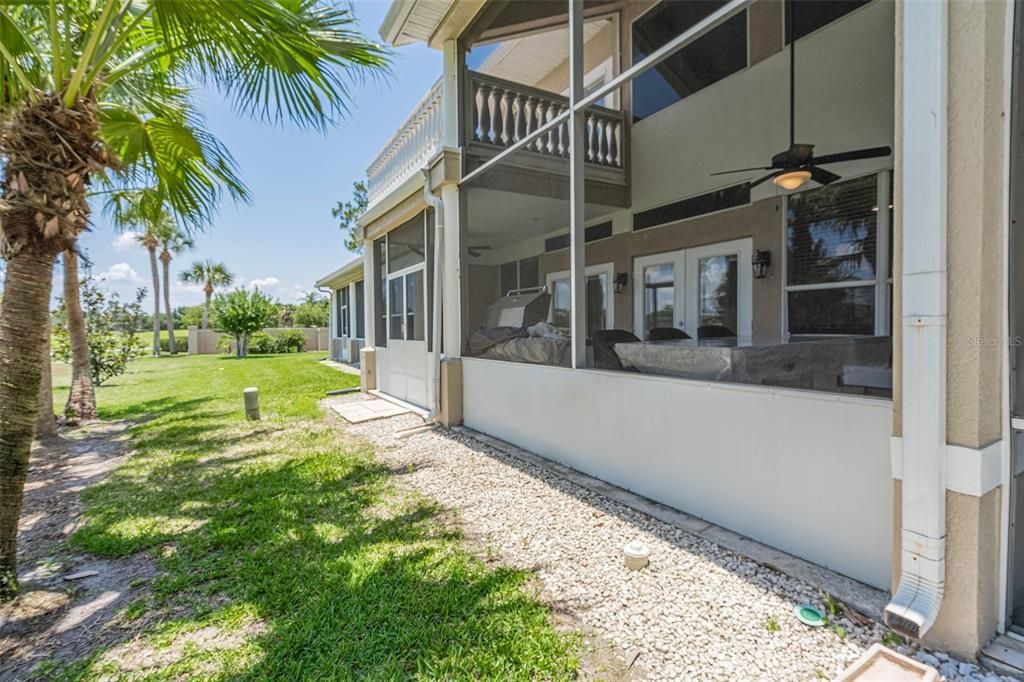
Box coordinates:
[62,250,97,422]
[0,247,56,600]
[148,246,161,357]
[162,252,176,354]
[202,286,213,330]
[37,321,57,438]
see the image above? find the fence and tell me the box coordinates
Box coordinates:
[187,326,330,355]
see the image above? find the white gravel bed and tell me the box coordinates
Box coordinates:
[332,397,1016,682]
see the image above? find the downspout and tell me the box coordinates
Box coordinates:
[884,0,948,640]
[423,169,444,421]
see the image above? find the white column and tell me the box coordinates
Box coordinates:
[568,0,586,368]
[442,39,460,149]
[363,246,376,347]
[441,183,462,357]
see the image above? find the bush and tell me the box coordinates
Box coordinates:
[217,335,234,355]
[248,331,278,354]
[276,329,307,353]
[158,335,189,353]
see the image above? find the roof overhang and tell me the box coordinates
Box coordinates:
[315,257,363,289]
[380,0,489,48]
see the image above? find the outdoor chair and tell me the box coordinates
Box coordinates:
[592,329,641,371]
[648,327,691,341]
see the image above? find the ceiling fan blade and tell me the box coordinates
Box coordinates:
[711,166,773,176]
[809,166,841,185]
[813,146,892,166]
[749,170,781,189]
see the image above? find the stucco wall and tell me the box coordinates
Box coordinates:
[890,0,1010,658]
[464,357,893,588]
[892,482,1003,658]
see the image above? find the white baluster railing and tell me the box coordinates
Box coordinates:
[366,78,444,207]
[467,71,625,170]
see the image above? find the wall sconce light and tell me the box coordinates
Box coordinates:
[752,250,771,279]
[614,272,628,294]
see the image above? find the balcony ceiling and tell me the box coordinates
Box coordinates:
[466,187,614,250]
[477,18,609,88]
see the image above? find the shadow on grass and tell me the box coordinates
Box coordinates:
[63,401,577,679]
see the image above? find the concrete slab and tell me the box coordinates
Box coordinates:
[331,399,409,423]
[835,644,939,681]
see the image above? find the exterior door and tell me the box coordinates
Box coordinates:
[684,239,752,338]
[634,250,686,340]
[633,239,752,340]
[385,265,428,406]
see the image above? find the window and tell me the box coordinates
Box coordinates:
[406,270,425,341]
[642,263,674,336]
[339,287,350,337]
[546,264,613,338]
[389,277,404,340]
[633,184,750,231]
[785,0,872,44]
[785,174,885,336]
[697,254,738,331]
[355,280,365,339]
[632,1,747,121]
[500,261,518,296]
[499,256,541,294]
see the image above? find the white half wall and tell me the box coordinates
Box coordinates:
[462,357,893,589]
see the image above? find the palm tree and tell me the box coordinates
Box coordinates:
[0,1,388,600]
[159,228,193,354]
[134,227,163,357]
[61,249,97,422]
[180,260,234,329]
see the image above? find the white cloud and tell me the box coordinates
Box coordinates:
[248,276,280,290]
[97,262,141,283]
[110,232,138,252]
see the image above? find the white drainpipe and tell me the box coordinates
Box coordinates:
[423,170,444,421]
[884,0,948,640]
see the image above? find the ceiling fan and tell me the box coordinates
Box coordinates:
[467,245,492,258]
[711,8,890,191]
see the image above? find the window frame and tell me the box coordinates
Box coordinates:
[781,169,892,338]
[545,262,615,336]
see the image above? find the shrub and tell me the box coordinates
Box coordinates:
[292,299,328,327]
[216,335,234,355]
[158,335,189,353]
[248,331,278,354]
[275,329,307,353]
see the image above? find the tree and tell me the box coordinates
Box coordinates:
[180,260,234,329]
[293,298,330,327]
[211,289,277,359]
[159,229,193,353]
[134,226,163,357]
[61,250,97,422]
[332,181,368,252]
[0,1,389,600]
[52,278,146,387]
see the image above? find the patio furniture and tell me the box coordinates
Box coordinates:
[592,329,641,370]
[648,327,691,341]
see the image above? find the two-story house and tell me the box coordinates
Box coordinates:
[349,0,1019,665]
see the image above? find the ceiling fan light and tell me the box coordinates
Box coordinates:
[773,169,812,191]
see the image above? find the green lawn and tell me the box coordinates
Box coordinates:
[45,353,577,679]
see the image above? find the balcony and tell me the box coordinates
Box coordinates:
[365,71,629,211]
[366,78,443,208]
[465,71,626,187]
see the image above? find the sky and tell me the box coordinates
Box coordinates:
[73,1,441,309]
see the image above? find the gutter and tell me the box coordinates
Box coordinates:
[884,0,948,640]
[422,170,445,421]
